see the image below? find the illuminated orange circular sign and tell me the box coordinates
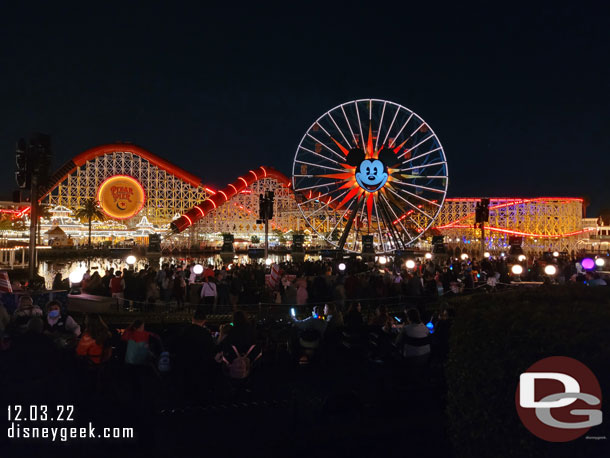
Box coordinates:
[96,175,146,220]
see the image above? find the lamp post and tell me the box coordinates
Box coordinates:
[69,269,84,295]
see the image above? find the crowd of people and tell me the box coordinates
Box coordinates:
[0,284,456,404]
[2,251,605,417]
[42,252,608,314]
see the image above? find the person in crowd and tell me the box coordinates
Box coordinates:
[122,319,160,365]
[216,271,230,306]
[586,272,607,286]
[11,295,43,332]
[172,309,216,398]
[289,305,326,361]
[344,302,363,330]
[216,323,233,345]
[432,307,454,360]
[369,304,392,331]
[0,301,10,336]
[218,310,257,358]
[84,271,104,295]
[173,268,186,308]
[101,268,114,296]
[121,319,160,401]
[292,305,327,334]
[324,303,344,328]
[146,274,161,307]
[5,316,60,381]
[395,308,431,361]
[52,272,69,290]
[44,300,81,336]
[296,277,308,305]
[203,264,215,281]
[110,270,125,306]
[200,276,217,309]
[76,314,112,364]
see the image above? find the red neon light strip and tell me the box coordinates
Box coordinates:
[183,214,192,225]
[210,199,217,209]
[249,170,258,180]
[195,206,205,217]
[219,190,228,201]
[260,167,267,177]
[204,187,216,195]
[445,197,584,203]
[238,177,248,188]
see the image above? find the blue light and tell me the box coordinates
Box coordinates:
[426,321,435,334]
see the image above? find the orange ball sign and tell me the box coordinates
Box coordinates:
[96,175,146,220]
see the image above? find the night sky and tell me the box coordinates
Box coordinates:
[2,3,609,214]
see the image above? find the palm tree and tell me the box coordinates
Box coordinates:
[74,198,105,247]
[37,204,52,245]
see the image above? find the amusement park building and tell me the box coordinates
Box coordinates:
[17,143,593,252]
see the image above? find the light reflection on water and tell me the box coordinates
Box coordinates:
[38,253,320,288]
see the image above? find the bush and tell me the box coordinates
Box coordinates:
[445,285,610,458]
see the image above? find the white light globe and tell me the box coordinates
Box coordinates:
[405,260,416,270]
[265,258,272,266]
[483,252,490,258]
[460,253,468,260]
[595,257,605,267]
[69,270,84,284]
[518,254,526,262]
[338,262,346,271]
[552,251,559,257]
[511,264,523,275]
[425,253,432,260]
[544,265,557,276]
[126,255,136,265]
[378,256,387,265]
[500,252,506,257]
[193,264,204,275]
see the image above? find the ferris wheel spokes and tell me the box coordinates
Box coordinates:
[292,99,448,254]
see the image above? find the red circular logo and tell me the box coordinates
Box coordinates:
[515,356,602,442]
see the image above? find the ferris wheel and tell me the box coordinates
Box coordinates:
[292,99,448,254]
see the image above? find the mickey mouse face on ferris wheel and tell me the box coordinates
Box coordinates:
[355,159,388,192]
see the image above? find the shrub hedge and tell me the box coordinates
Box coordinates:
[445,285,610,457]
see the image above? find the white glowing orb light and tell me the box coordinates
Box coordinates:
[552,251,559,257]
[227,264,232,270]
[69,269,84,284]
[483,252,490,258]
[193,264,204,275]
[511,264,523,275]
[544,265,557,276]
[126,255,137,265]
[518,254,526,262]
[425,253,432,260]
[460,253,469,260]
[405,260,416,270]
[378,256,387,265]
[595,258,605,267]
[338,262,346,272]
[501,252,506,257]
[265,258,272,266]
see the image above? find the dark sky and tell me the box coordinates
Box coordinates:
[2,2,609,214]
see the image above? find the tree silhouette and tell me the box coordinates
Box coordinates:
[74,199,105,247]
